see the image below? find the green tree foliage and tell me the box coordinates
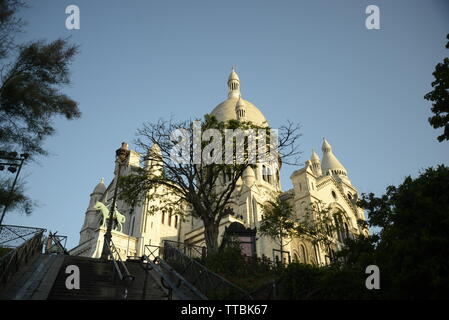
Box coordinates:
[0,0,24,60]
[201,244,281,294]
[0,39,80,156]
[272,165,449,299]
[294,201,346,261]
[424,34,449,142]
[0,176,32,214]
[278,262,378,300]
[0,0,80,215]
[356,165,449,299]
[259,197,296,252]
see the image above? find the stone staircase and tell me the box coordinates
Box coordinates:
[0,254,170,300]
[2,242,243,300]
[47,255,122,300]
[124,259,170,300]
[47,256,169,300]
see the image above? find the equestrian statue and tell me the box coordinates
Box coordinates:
[92,201,126,233]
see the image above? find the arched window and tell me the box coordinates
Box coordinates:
[334,216,342,242]
[300,244,307,263]
[344,222,349,240]
[293,253,299,262]
[161,211,165,224]
[174,216,178,229]
[252,198,258,224]
[263,165,272,183]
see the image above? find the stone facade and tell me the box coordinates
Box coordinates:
[70,69,368,265]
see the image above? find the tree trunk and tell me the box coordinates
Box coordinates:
[204,221,219,254]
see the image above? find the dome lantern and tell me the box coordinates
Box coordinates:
[227,67,240,98]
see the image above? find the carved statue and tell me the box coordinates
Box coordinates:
[92,201,126,232]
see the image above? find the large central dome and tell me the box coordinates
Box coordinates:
[210,69,268,127]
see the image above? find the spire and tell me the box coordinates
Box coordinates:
[321,138,347,177]
[311,149,320,161]
[322,138,332,153]
[88,177,106,212]
[92,177,106,194]
[228,67,241,98]
[310,149,322,176]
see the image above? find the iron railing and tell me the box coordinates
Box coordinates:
[0,225,46,288]
[106,239,134,299]
[108,239,134,282]
[162,240,253,300]
[141,246,207,300]
[45,231,69,255]
[0,225,46,248]
[163,240,207,260]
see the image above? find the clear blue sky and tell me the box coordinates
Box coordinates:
[4,0,449,249]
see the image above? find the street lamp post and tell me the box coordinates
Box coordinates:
[0,151,29,226]
[100,142,130,260]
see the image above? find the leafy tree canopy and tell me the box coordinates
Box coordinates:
[425,33,449,142]
[0,0,80,216]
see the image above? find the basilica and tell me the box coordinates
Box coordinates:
[70,69,368,266]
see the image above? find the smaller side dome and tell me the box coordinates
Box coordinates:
[311,149,320,162]
[242,166,256,186]
[236,96,246,120]
[321,138,348,176]
[310,149,322,177]
[92,178,106,194]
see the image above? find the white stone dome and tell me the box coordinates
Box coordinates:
[210,69,268,127]
[211,97,268,127]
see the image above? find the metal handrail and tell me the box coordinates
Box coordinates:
[163,240,206,259]
[141,251,207,300]
[108,239,134,282]
[0,228,45,288]
[144,244,162,261]
[163,240,253,300]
